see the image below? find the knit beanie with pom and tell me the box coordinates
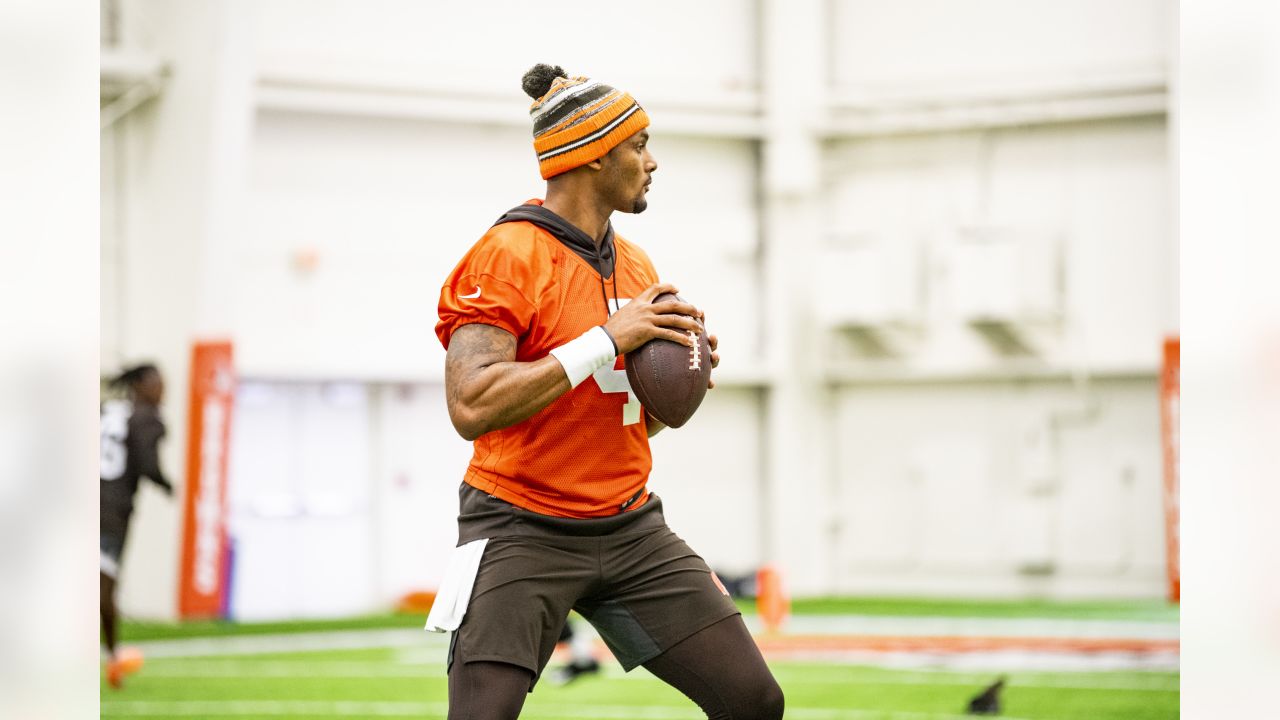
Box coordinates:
[521,63,650,180]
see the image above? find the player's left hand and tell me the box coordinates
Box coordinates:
[700,311,720,390]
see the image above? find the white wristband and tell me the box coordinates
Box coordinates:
[550,326,618,388]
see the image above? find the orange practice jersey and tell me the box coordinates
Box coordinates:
[436,201,660,518]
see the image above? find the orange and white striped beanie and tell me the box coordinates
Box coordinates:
[521,64,650,180]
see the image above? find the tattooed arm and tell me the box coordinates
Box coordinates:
[444,323,571,441]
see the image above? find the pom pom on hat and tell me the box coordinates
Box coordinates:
[521,64,567,100]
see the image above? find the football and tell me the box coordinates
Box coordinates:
[625,293,712,428]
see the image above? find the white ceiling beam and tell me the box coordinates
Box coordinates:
[826,70,1167,137]
[256,72,1166,140]
[255,71,764,139]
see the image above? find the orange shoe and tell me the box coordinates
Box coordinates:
[105,658,124,689]
[105,647,144,689]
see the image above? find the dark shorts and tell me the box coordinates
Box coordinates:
[100,509,130,578]
[449,484,740,687]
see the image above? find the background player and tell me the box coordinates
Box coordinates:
[100,363,174,688]
[428,64,784,720]
[549,620,602,685]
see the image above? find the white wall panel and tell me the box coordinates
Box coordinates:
[833,379,1166,597]
[834,386,1005,576]
[227,381,377,620]
[620,136,761,367]
[823,118,1169,372]
[832,0,1170,92]
[1056,383,1166,577]
[648,388,764,575]
[913,434,998,569]
[1061,119,1172,368]
[240,112,538,379]
[372,383,473,606]
[254,0,756,99]
[824,135,975,231]
[227,382,303,620]
[294,384,376,617]
[242,113,761,379]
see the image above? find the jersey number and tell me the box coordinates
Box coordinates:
[593,364,642,426]
[593,297,642,426]
[100,400,130,481]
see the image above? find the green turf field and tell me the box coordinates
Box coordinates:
[103,599,1179,719]
[99,647,1179,719]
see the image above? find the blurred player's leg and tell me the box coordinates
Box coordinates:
[100,571,129,689]
[549,620,600,685]
[642,615,784,720]
[101,557,143,688]
[446,660,532,720]
[100,572,117,655]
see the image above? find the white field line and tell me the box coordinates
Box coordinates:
[139,658,1179,693]
[99,700,1040,720]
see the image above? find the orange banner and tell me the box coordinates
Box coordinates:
[178,340,236,619]
[1160,337,1180,603]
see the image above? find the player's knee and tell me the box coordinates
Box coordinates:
[747,677,784,720]
[722,675,783,720]
[762,682,785,720]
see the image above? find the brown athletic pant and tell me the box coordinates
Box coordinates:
[446,614,784,720]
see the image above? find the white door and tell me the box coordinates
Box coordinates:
[227,381,376,620]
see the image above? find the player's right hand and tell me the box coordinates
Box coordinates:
[604,283,703,355]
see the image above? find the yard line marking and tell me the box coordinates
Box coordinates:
[100,700,1040,720]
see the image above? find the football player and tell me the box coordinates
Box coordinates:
[100,363,173,688]
[428,65,783,720]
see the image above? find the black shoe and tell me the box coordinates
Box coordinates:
[549,658,601,685]
[966,676,1006,715]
